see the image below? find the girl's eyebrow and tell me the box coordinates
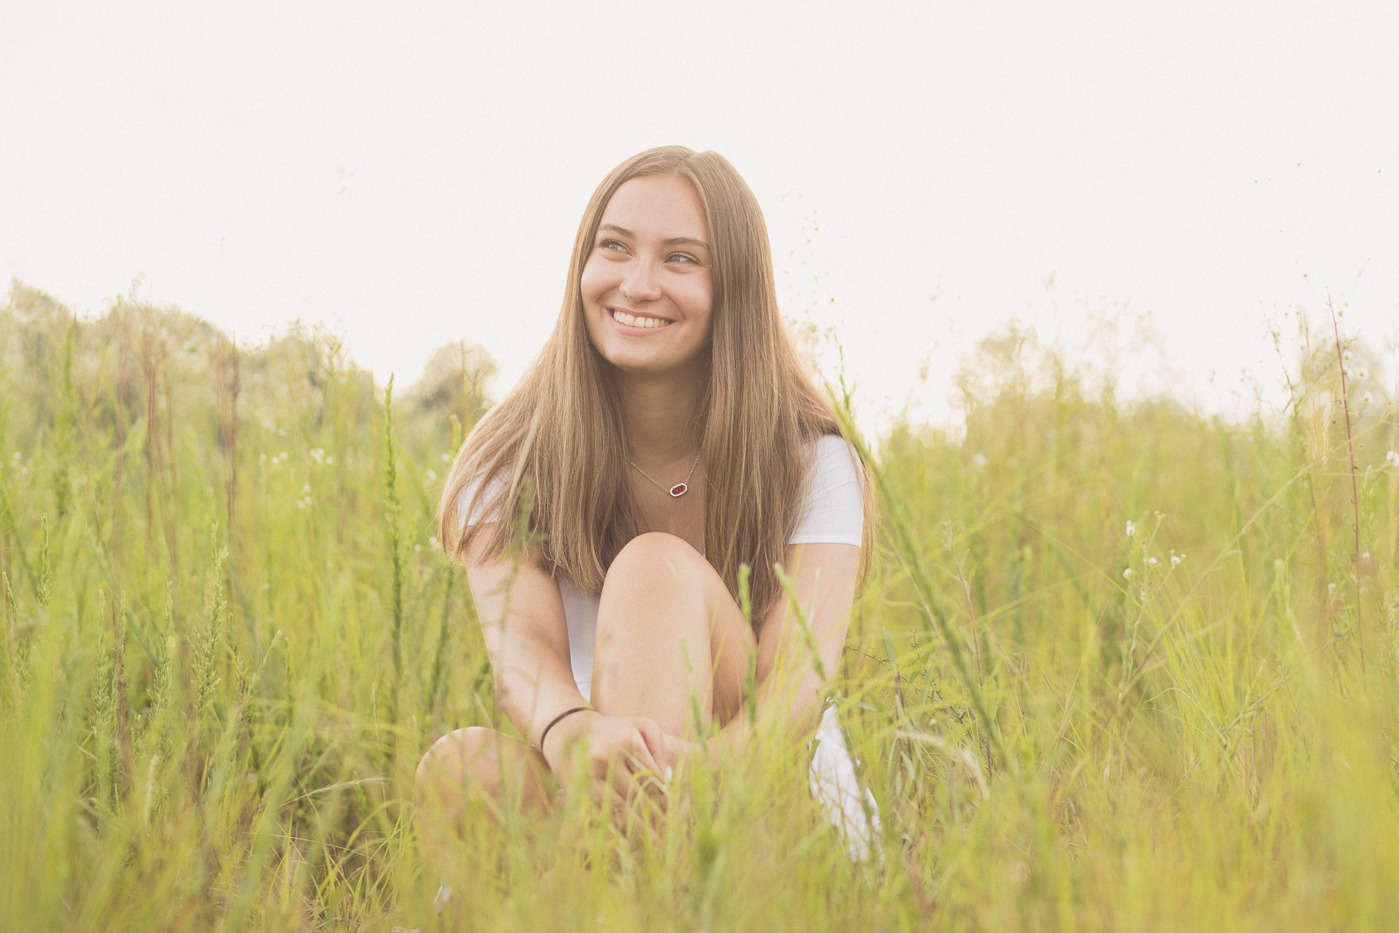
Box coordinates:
[598,223,710,251]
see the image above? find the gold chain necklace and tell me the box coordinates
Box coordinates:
[628,452,702,498]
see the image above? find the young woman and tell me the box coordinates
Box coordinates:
[415,146,873,839]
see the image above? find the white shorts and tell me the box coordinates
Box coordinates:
[809,704,882,863]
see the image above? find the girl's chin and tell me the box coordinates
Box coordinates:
[596,351,705,380]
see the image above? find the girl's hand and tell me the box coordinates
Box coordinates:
[659,732,701,769]
[542,711,678,804]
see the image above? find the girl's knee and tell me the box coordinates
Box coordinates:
[415,726,497,801]
[609,532,706,583]
[416,726,551,818]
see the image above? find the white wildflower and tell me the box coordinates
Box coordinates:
[441,452,452,463]
[971,453,987,469]
[1170,554,1183,567]
[426,469,438,482]
[1122,568,1134,579]
[1125,520,1136,538]
[1146,556,1159,567]
[1386,450,1399,468]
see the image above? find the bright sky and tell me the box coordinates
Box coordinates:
[3,0,1396,434]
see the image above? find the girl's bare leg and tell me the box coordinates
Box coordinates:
[414,726,552,835]
[591,532,757,737]
[414,727,555,903]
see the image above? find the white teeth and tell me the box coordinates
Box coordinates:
[613,309,669,329]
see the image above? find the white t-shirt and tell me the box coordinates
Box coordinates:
[458,434,864,700]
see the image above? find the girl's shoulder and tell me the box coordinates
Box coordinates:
[805,433,861,484]
[792,434,864,547]
[456,469,508,529]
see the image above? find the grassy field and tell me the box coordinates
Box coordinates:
[1,282,1396,931]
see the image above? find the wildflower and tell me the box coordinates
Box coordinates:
[1122,568,1134,579]
[971,453,987,469]
[1355,368,1369,381]
[1146,556,1159,567]
[1170,554,1183,567]
[441,452,451,463]
[1386,450,1399,468]
[426,469,438,482]
[1125,520,1136,538]
[1360,392,1373,407]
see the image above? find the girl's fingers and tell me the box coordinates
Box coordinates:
[622,727,663,775]
[658,731,694,769]
[633,718,667,764]
[629,767,670,813]
[579,718,676,804]
[591,777,628,815]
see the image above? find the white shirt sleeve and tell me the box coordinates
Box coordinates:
[789,435,865,547]
[456,472,506,530]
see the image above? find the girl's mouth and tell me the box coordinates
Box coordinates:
[610,308,673,330]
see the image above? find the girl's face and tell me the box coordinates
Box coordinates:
[581,175,714,380]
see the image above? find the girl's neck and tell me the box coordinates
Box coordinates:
[614,370,704,464]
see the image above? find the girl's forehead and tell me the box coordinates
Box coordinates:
[600,176,709,241]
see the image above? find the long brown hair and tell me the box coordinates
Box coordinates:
[439,146,868,626]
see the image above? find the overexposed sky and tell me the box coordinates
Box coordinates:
[3,0,1396,431]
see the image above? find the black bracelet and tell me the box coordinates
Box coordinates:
[538,706,591,753]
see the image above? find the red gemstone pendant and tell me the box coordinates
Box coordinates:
[668,483,688,497]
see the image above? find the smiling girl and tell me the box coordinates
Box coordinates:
[415,146,873,848]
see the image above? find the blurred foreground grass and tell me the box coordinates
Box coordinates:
[1,282,1396,931]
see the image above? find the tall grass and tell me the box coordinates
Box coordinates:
[0,281,1395,930]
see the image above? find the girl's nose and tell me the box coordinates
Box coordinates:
[619,260,662,302]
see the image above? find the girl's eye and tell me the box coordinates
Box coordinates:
[598,238,627,253]
[668,252,699,264]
